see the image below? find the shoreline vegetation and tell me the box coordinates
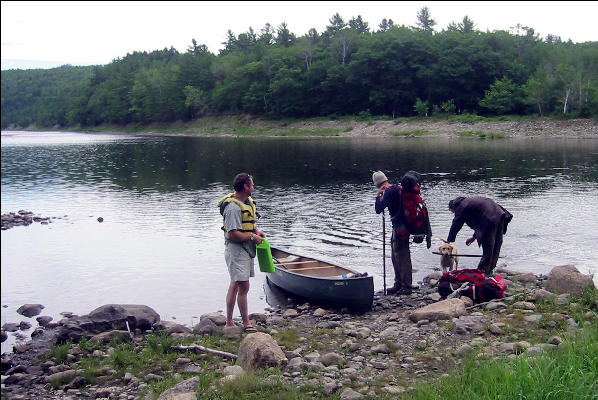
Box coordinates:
[2,266,596,400]
[5,115,598,139]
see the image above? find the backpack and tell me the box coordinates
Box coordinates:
[401,186,429,235]
[470,276,507,303]
[438,269,507,303]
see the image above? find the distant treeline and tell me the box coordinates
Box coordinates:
[2,9,598,129]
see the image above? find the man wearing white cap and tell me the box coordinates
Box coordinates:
[373,170,431,295]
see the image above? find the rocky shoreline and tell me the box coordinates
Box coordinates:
[1,265,596,400]
[6,117,598,138]
[1,211,57,231]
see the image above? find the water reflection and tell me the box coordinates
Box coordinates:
[1,131,598,353]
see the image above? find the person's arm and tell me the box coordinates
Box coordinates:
[446,216,465,243]
[223,203,263,244]
[228,230,262,244]
[425,213,433,249]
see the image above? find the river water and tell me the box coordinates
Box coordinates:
[2,130,598,352]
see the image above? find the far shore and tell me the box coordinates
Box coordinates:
[4,116,597,139]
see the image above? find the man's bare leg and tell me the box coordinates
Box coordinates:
[225,281,239,327]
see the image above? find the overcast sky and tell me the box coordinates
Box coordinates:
[2,1,597,70]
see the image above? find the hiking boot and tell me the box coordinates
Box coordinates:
[395,287,412,296]
[386,286,401,295]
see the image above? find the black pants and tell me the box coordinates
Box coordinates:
[391,231,412,289]
[478,219,505,275]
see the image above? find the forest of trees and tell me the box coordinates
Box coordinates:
[2,8,597,129]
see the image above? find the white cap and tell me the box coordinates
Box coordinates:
[372,171,388,188]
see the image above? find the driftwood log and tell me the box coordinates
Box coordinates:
[171,344,237,359]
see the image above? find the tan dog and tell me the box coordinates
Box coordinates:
[439,242,459,274]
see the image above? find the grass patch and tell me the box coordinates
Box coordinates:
[46,341,71,363]
[215,369,330,400]
[273,328,300,349]
[405,321,598,400]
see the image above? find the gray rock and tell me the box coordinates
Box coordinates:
[57,304,159,344]
[157,321,192,335]
[4,373,28,384]
[156,376,200,400]
[340,387,364,399]
[531,289,555,302]
[236,332,287,370]
[454,315,487,334]
[90,330,131,343]
[18,321,31,330]
[2,323,19,332]
[383,385,407,395]
[145,373,164,382]
[36,316,53,327]
[409,298,466,322]
[45,369,79,384]
[320,352,344,366]
[223,325,242,339]
[304,351,320,363]
[456,344,473,355]
[248,313,267,323]
[323,381,339,395]
[175,358,191,365]
[16,304,44,318]
[287,357,307,371]
[524,314,543,323]
[223,365,244,376]
[372,344,391,354]
[544,265,595,296]
[513,301,537,311]
[313,308,327,317]
[181,365,202,374]
[354,327,371,339]
[379,326,401,339]
[282,309,298,318]
[556,294,570,305]
[193,318,223,336]
[489,322,506,335]
[199,312,226,326]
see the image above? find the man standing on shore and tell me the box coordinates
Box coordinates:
[373,170,432,295]
[217,173,266,333]
[446,196,513,274]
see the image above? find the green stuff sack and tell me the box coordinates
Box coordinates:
[256,238,275,273]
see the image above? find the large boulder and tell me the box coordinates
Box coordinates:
[16,304,44,318]
[236,332,287,371]
[56,304,159,344]
[409,298,466,322]
[544,265,595,297]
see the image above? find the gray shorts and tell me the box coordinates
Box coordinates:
[225,241,255,282]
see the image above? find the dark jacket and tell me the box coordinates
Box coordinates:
[375,183,403,228]
[447,196,512,244]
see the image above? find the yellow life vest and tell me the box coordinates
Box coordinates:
[217,193,257,233]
